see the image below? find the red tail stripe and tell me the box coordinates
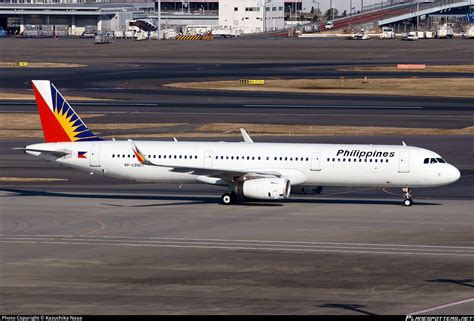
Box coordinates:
[32,82,71,143]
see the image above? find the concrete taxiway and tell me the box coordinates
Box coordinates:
[1,185,473,314]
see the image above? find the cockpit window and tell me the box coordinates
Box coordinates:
[424,157,446,164]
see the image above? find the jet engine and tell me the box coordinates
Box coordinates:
[238,178,291,200]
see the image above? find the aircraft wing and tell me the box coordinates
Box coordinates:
[129,140,281,181]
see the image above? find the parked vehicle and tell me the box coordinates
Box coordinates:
[402,31,418,41]
[380,27,395,39]
[463,25,474,38]
[437,24,454,38]
[424,31,435,39]
[325,21,334,29]
[212,27,240,38]
[347,29,370,40]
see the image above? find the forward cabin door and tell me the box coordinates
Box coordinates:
[398,150,410,173]
[204,150,213,168]
[89,145,101,167]
[310,152,321,171]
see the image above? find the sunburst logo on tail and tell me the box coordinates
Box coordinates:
[32,80,101,143]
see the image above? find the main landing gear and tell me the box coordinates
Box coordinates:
[221,192,237,205]
[402,187,413,207]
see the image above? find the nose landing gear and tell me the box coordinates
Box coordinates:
[402,187,413,206]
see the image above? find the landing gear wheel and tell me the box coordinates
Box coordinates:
[221,192,235,205]
[402,187,413,206]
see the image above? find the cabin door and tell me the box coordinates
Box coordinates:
[310,152,321,171]
[398,151,410,173]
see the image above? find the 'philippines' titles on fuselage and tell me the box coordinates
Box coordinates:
[18,80,461,206]
[336,149,396,158]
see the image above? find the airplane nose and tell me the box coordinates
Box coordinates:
[449,165,461,183]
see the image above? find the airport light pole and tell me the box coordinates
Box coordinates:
[157,0,161,40]
[200,5,204,26]
[416,0,419,31]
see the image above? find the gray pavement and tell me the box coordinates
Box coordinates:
[0,37,473,315]
[0,189,473,314]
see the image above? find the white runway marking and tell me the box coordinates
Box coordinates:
[408,297,474,315]
[1,235,473,257]
[244,104,424,109]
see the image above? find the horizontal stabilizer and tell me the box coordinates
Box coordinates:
[13,147,69,157]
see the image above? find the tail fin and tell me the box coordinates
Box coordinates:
[32,80,101,142]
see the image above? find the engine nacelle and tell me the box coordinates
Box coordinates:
[240,178,291,200]
[291,185,323,195]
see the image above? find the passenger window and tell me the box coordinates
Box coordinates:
[296,157,299,161]
[375,159,377,163]
[112,154,115,158]
[348,159,351,162]
[306,157,309,161]
[179,155,182,159]
[195,156,198,159]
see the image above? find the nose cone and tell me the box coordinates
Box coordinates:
[447,165,461,184]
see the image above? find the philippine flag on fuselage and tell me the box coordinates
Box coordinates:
[78,151,87,159]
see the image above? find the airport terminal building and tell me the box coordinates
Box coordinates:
[0,0,304,36]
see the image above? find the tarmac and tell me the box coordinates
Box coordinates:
[0,37,473,315]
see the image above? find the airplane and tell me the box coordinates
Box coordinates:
[17,80,461,206]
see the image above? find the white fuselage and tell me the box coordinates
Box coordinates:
[25,140,461,190]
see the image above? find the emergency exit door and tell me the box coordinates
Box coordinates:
[398,151,410,173]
